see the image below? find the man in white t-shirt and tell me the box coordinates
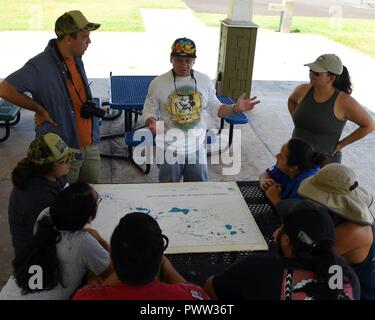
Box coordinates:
[143,37,260,182]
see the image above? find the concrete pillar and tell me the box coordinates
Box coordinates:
[268,0,294,33]
[216,0,257,99]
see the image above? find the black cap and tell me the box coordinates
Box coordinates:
[170,37,197,58]
[277,199,335,254]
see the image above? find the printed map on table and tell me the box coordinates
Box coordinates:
[91,182,268,253]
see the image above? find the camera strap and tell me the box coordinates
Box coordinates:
[172,69,197,95]
[54,43,87,106]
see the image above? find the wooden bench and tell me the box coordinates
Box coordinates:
[0,99,21,142]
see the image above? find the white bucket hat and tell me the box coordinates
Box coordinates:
[298,163,374,225]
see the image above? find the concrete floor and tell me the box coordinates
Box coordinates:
[1,78,375,289]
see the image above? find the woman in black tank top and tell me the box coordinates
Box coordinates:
[288,54,375,164]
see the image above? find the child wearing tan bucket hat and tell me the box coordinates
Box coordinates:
[298,163,375,300]
[298,163,374,225]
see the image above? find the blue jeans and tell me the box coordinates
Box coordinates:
[158,148,208,182]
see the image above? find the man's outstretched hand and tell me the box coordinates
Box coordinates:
[234,93,260,112]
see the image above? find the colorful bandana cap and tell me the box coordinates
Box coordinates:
[55,10,100,37]
[171,37,197,58]
[27,133,80,165]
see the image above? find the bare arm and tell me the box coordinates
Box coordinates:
[217,93,260,118]
[160,255,186,284]
[334,222,373,264]
[203,276,218,300]
[259,171,276,191]
[0,80,57,126]
[83,228,111,253]
[265,183,281,206]
[84,227,115,278]
[287,84,310,115]
[333,95,375,155]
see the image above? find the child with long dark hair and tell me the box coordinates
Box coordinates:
[260,138,325,205]
[8,133,76,255]
[73,212,208,300]
[0,182,112,300]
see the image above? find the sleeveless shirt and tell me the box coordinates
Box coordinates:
[292,87,346,155]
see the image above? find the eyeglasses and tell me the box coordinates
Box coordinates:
[309,69,328,77]
[95,193,102,206]
[162,234,169,251]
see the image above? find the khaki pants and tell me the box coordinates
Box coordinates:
[67,144,101,184]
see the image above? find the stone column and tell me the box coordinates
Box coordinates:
[216,0,257,99]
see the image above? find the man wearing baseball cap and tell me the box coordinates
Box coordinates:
[204,199,360,300]
[143,37,260,183]
[0,10,102,184]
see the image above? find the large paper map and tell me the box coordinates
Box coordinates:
[90,182,268,254]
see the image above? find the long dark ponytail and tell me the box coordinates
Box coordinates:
[331,66,352,95]
[12,182,98,294]
[287,138,326,171]
[12,215,62,294]
[12,158,54,190]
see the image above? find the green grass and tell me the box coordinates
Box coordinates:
[1,2,375,59]
[194,13,375,60]
[0,0,187,32]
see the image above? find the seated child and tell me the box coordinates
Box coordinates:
[0,182,112,300]
[73,212,209,300]
[298,163,375,300]
[260,138,324,205]
[8,132,76,255]
[204,200,360,300]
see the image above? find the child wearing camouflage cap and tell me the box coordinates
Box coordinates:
[8,133,77,256]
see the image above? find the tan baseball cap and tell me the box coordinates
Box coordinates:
[55,10,100,37]
[304,54,343,75]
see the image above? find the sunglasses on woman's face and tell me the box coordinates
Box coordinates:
[309,69,328,77]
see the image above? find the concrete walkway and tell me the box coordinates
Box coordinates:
[0,8,375,289]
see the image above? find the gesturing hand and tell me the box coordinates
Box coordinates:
[234,93,260,112]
